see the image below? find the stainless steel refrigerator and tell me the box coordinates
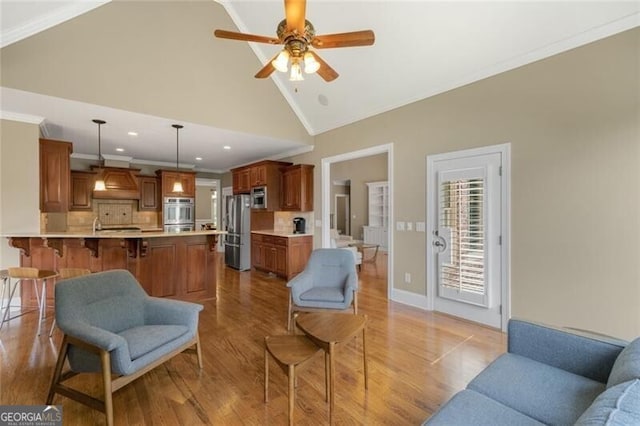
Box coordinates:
[224,194,251,271]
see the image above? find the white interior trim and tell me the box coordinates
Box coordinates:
[0,111,44,125]
[1,1,111,49]
[321,143,394,300]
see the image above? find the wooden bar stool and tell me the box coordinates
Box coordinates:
[264,335,326,426]
[48,268,92,337]
[0,267,58,336]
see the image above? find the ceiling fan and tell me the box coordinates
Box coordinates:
[214,0,375,82]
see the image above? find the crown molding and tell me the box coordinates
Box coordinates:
[1,1,111,48]
[0,111,45,124]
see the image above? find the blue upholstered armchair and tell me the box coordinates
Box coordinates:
[46,270,203,426]
[286,248,358,331]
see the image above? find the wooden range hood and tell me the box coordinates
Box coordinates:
[91,166,140,199]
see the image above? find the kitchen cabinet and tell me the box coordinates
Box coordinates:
[281,164,314,211]
[69,170,95,211]
[232,161,293,208]
[251,233,312,279]
[231,167,251,194]
[40,139,72,212]
[138,176,160,211]
[157,170,196,198]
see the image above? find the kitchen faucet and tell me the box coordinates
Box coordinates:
[93,217,102,234]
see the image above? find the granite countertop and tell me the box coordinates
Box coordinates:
[2,230,226,239]
[251,230,313,238]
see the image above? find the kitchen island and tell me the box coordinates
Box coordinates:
[3,230,225,305]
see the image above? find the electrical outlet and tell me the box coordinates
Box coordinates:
[315,219,322,228]
[406,222,413,231]
[416,222,426,232]
[396,221,406,231]
[404,272,411,283]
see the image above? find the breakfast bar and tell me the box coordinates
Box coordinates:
[3,230,225,307]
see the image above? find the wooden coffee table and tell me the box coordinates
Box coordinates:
[295,312,368,425]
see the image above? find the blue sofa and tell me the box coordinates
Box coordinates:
[424,319,640,425]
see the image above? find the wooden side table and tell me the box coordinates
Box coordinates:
[295,312,368,425]
[264,334,326,426]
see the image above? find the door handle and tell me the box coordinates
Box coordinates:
[433,236,447,252]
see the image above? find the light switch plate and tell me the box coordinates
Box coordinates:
[396,221,405,231]
[416,222,426,232]
[315,220,322,228]
[406,222,413,231]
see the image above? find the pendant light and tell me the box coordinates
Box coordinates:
[172,124,184,193]
[93,119,106,191]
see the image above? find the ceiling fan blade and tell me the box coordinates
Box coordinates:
[312,30,375,49]
[254,54,279,79]
[214,29,281,45]
[309,51,339,82]
[284,0,306,35]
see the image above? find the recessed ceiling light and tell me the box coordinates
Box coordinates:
[127,131,138,136]
[195,157,202,161]
[223,145,231,150]
[116,148,124,152]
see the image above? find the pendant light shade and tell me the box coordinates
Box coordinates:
[172,124,184,193]
[93,119,106,191]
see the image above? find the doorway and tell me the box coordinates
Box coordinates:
[334,194,350,236]
[426,144,510,330]
[321,144,394,299]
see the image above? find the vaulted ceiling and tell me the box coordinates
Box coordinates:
[1,1,638,172]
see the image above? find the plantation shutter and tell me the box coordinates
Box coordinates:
[437,168,488,307]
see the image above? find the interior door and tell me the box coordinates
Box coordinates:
[429,151,503,328]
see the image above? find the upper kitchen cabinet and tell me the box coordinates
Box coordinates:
[138,176,160,211]
[92,167,141,199]
[40,139,72,212]
[157,170,196,198]
[231,166,251,194]
[249,161,292,188]
[231,161,293,209]
[69,170,96,211]
[281,164,314,211]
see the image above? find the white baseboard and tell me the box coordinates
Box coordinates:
[390,288,431,310]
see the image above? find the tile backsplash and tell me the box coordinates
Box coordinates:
[66,199,159,231]
[273,211,314,234]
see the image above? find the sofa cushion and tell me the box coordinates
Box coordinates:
[575,379,640,425]
[607,337,640,388]
[467,353,605,426]
[119,325,189,360]
[423,389,544,426]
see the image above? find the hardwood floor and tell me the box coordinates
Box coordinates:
[0,252,506,425]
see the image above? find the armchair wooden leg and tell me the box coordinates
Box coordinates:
[195,333,203,369]
[287,293,293,332]
[100,350,114,426]
[264,340,269,403]
[47,335,70,404]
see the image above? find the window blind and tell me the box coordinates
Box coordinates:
[439,178,485,295]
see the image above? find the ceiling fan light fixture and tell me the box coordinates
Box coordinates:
[289,61,304,81]
[272,49,289,72]
[303,52,320,74]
